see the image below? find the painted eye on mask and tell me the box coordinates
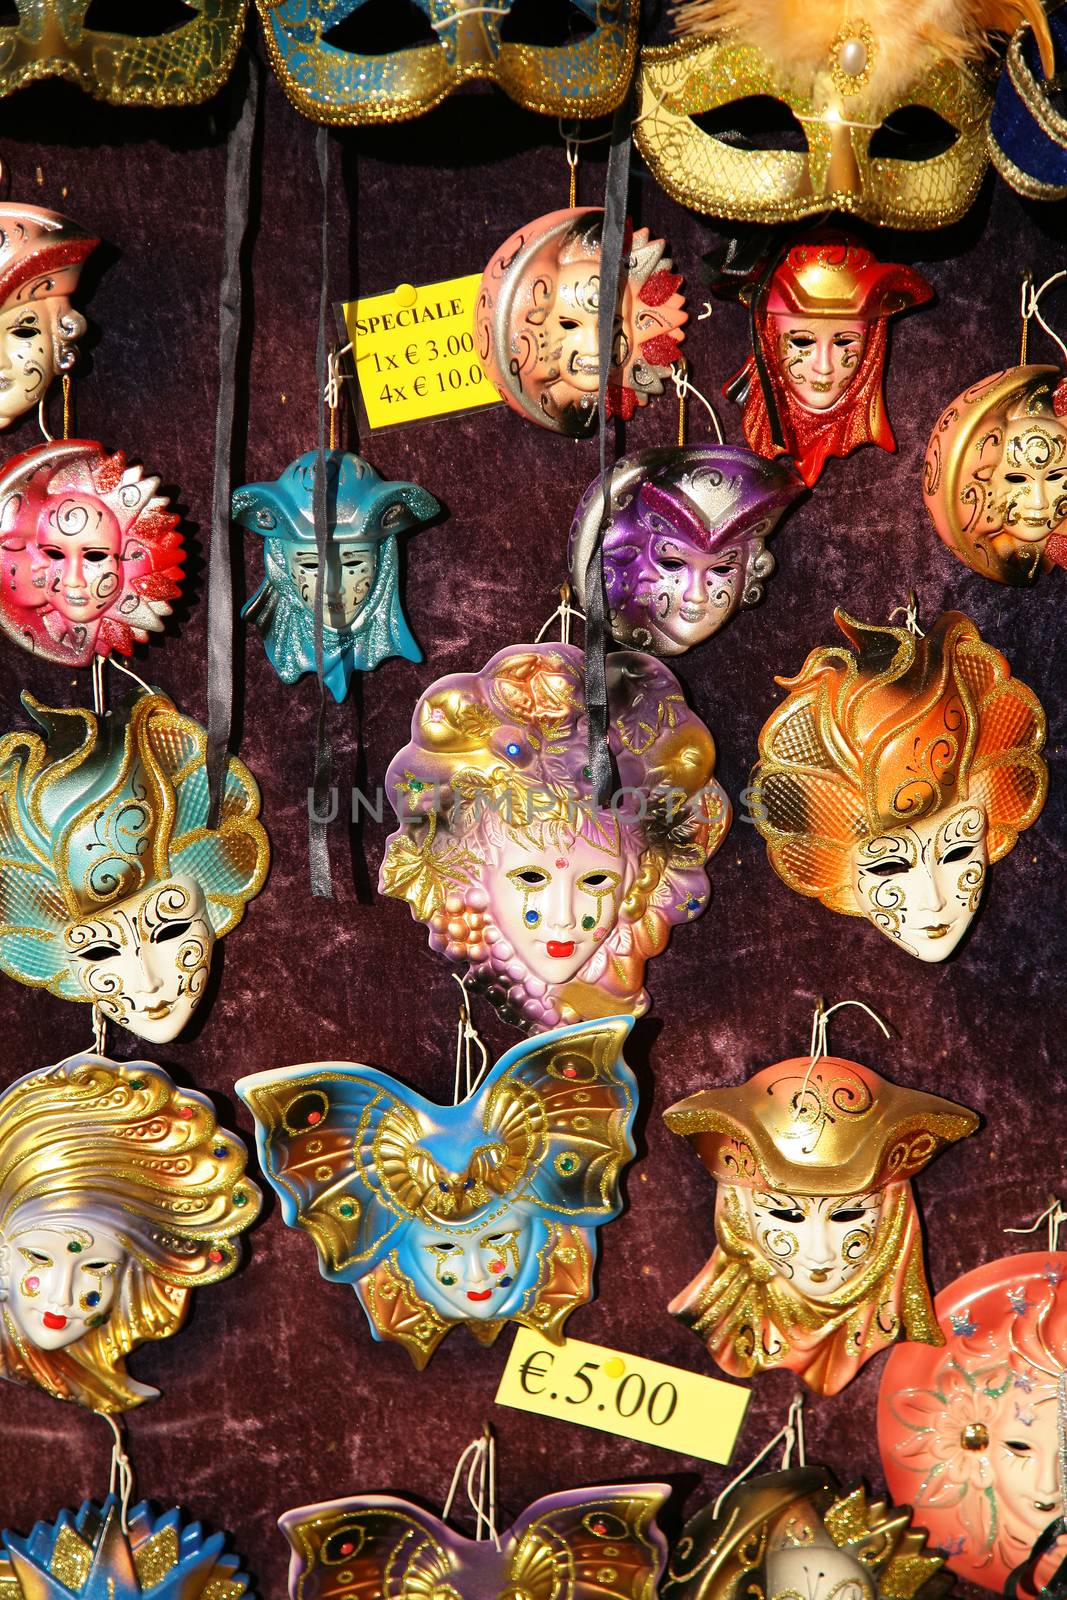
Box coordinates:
[860,857,910,877]
[766,1203,804,1222]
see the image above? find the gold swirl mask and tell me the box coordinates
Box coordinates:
[635,35,992,229]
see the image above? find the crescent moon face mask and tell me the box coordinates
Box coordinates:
[232,450,439,702]
[377,642,730,1033]
[749,609,1048,962]
[664,1055,978,1395]
[568,445,805,657]
[278,1483,669,1600]
[0,690,270,1043]
[475,208,687,437]
[0,1053,259,1413]
[237,1017,637,1370]
[256,0,639,125]
[0,441,185,667]
[924,365,1067,584]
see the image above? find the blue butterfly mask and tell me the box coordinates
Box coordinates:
[237,1017,636,1368]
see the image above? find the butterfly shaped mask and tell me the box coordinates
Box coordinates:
[237,1017,638,1369]
[279,1483,668,1600]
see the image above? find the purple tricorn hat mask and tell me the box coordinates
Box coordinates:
[569,445,804,657]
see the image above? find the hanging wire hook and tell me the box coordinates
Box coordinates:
[442,1427,500,1549]
[108,657,155,699]
[1005,1195,1067,1252]
[1021,270,1035,366]
[566,139,579,209]
[796,996,890,1110]
[535,582,584,646]
[672,360,724,446]
[452,972,489,1103]
[888,591,925,638]
[100,1412,134,1534]
[92,1004,107,1057]
[1022,270,1067,367]
[712,1394,806,1518]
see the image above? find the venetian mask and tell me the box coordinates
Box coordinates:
[750,609,1048,962]
[279,1483,668,1600]
[378,642,730,1033]
[232,450,439,702]
[0,441,185,667]
[724,232,932,487]
[0,2,247,105]
[924,365,1067,584]
[635,0,1053,229]
[990,2,1067,200]
[662,1467,946,1600]
[0,203,96,429]
[0,1497,251,1600]
[878,1250,1067,1593]
[664,1054,978,1394]
[0,1052,259,1412]
[0,690,269,1043]
[236,1017,637,1369]
[569,445,804,656]
[257,0,639,125]
[475,207,686,437]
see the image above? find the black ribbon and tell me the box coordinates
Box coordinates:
[309,125,334,899]
[703,226,796,452]
[1005,1517,1067,1600]
[206,49,260,828]
[583,79,635,807]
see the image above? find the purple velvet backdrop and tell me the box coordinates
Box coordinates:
[0,21,1065,1600]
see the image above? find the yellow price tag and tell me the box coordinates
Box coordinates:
[341,274,502,430]
[495,1329,749,1464]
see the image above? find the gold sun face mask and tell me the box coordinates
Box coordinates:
[635,35,993,229]
[256,0,638,126]
[0,1,247,106]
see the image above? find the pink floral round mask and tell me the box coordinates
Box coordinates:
[878,1250,1067,1592]
[0,439,184,666]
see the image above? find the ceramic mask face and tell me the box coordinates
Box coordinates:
[642,539,747,649]
[489,833,627,984]
[36,494,123,623]
[983,1386,1063,1539]
[286,542,378,630]
[6,1221,125,1350]
[988,417,1067,550]
[62,874,215,1042]
[773,315,868,412]
[0,302,59,423]
[405,1210,533,1320]
[850,802,987,960]
[766,1539,875,1600]
[738,1186,885,1299]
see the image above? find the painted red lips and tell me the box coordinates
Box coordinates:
[466,1289,493,1302]
[545,940,576,958]
[42,1312,68,1330]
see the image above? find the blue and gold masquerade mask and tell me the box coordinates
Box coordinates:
[237,1017,637,1369]
[256,0,638,125]
[232,450,438,703]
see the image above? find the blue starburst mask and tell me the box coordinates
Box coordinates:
[236,1017,637,1368]
[1,1495,251,1600]
[232,451,439,703]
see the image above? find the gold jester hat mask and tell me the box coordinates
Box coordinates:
[663,1055,978,1394]
[635,0,1055,228]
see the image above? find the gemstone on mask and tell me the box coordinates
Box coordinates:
[67,1241,83,1254]
[838,38,868,76]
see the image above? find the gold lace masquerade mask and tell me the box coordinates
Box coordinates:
[635,0,1054,228]
[257,0,639,126]
[0,2,247,105]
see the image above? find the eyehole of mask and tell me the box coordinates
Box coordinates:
[82,0,197,34]
[499,0,596,47]
[322,0,438,54]
[0,2,19,22]
[868,106,959,161]
[691,98,808,154]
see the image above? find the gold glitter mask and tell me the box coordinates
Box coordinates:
[0,2,247,106]
[256,0,639,127]
[635,36,993,229]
